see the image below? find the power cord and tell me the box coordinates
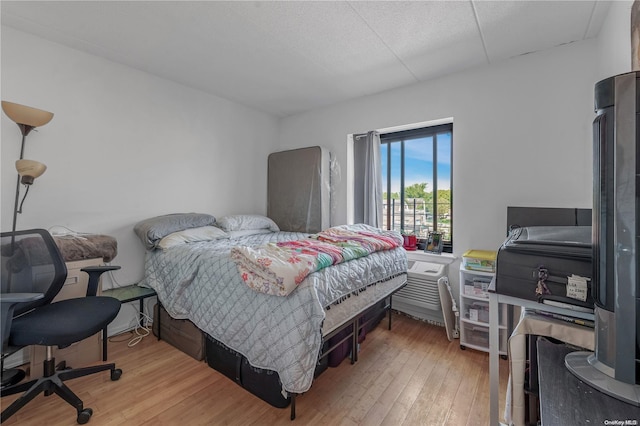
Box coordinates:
[48,225,93,239]
[104,263,128,288]
[102,269,153,347]
[127,311,153,347]
[108,309,154,347]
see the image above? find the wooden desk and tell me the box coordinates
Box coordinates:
[537,338,640,424]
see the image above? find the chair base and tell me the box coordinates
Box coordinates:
[1,357,122,424]
[1,368,26,389]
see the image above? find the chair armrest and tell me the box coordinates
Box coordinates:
[2,293,44,348]
[81,265,121,296]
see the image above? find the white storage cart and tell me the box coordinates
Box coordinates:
[459,265,508,357]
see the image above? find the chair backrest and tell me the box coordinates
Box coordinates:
[1,229,67,317]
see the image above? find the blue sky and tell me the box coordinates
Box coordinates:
[381,133,451,194]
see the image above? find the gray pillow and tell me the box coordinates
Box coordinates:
[134,213,216,250]
[216,214,279,232]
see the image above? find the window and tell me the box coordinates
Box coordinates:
[380,123,453,252]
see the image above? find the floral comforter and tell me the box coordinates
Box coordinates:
[231,224,402,296]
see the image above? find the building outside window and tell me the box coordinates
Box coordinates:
[380,123,453,252]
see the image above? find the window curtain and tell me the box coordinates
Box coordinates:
[354,131,383,227]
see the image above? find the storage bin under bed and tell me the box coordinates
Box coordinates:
[152,295,390,411]
[205,299,388,408]
[152,303,205,361]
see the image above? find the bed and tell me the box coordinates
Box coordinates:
[135,214,408,418]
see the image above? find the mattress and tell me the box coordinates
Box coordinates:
[141,230,407,394]
[267,146,332,233]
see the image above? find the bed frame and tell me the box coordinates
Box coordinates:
[200,282,406,421]
[152,254,408,420]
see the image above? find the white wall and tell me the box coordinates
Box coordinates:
[1,27,280,335]
[1,27,279,284]
[279,39,598,262]
[596,0,632,79]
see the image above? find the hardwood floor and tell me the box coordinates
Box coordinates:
[1,312,509,425]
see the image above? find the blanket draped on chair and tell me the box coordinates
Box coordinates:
[231,224,402,296]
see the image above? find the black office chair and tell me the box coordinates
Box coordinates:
[0,229,123,424]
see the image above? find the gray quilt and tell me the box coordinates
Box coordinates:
[141,231,407,393]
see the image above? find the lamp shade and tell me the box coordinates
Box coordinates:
[15,159,47,185]
[2,101,54,127]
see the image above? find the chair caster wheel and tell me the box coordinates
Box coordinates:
[77,408,93,424]
[111,369,122,381]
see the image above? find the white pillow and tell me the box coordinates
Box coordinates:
[158,226,229,250]
[216,214,279,232]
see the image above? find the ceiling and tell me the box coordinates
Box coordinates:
[1,1,611,118]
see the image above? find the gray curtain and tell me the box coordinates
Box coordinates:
[354,131,383,227]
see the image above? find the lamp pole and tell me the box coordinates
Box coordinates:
[11,127,33,234]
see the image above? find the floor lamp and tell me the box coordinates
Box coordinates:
[1,101,54,388]
[1,101,54,234]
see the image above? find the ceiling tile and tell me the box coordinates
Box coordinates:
[350,1,488,81]
[1,1,613,117]
[474,0,599,62]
